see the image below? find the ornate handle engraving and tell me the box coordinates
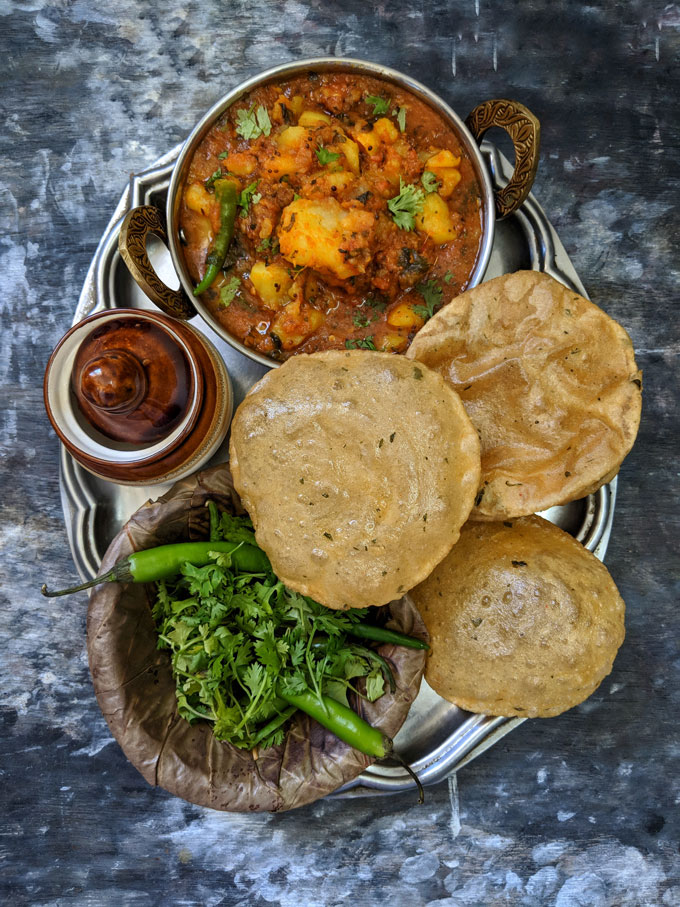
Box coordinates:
[118,206,196,320]
[465,99,541,220]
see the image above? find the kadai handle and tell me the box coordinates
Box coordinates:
[118,206,197,321]
[465,99,540,220]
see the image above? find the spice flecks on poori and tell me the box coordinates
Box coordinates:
[407,271,642,520]
[411,515,626,718]
[229,351,481,609]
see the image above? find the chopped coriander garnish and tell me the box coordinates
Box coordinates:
[345,336,377,350]
[316,145,341,165]
[412,279,443,321]
[235,104,272,140]
[366,94,390,115]
[219,276,241,308]
[364,297,387,311]
[218,150,229,160]
[443,271,454,284]
[205,168,223,190]
[352,311,376,328]
[421,170,440,193]
[238,180,261,215]
[257,237,271,251]
[395,106,407,132]
[387,178,425,231]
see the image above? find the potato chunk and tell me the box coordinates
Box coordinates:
[276,126,309,151]
[426,149,461,169]
[278,198,374,280]
[184,183,215,216]
[416,193,458,243]
[226,152,257,177]
[352,117,399,153]
[271,300,325,349]
[298,110,332,127]
[380,332,409,352]
[338,138,360,175]
[250,261,293,309]
[387,303,426,330]
[425,149,462,198]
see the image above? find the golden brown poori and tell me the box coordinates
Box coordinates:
[406,270,642,520]
[229,350,481,609]
[410,515,626,717]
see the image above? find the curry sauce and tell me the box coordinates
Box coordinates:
[180,72,483,361]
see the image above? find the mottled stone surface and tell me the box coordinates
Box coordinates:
[1,1,679,904]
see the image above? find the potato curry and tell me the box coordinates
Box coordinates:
[180,72,483,361]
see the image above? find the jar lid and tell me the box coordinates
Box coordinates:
[72,316,193,443]
[44,309,202,469]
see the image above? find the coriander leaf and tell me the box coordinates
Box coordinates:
[365,669,385,702]
[342,653,371,680]
[412,278,443,321]
[238,180,261,215]
[387,178,425,231]
[324,679,350,707]
[316,145,341,165]
[218,150,229,160]
[235,104,272,140]
[281,670,308,696]
[256,105,272,136]
[364,297,386,311]
[242,661,265,696]
[205,168,223,190]
[289,638,306,667]
[395,106,407,132]
[443,270,454,284]
[352,311,375,328]
[366,94,390,115]
[421,170,440,193]
[345,336,376,350]
[219,276,241,308]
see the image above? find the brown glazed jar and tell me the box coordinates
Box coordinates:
[44,309,233,485]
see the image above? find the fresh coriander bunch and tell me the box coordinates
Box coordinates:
[152,508,393,752]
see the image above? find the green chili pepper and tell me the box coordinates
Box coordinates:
[278,686,391,758]
[350,623,429,650]
[193,179,238,296]
[278,686,425,802]
[40,540,271,597]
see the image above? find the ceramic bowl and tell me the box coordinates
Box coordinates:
[44,309,233,485]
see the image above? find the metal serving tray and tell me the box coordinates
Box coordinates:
[61,143,617,797]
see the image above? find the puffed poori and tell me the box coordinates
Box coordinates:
[406,270,642,520]
[229,350,481,609]
[411,515,625,717]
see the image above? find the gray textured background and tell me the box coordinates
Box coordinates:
[1,1,679,904]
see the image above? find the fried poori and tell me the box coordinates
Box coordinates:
[229,350,481,609]
[406,270,642,520]
[411,515,625,717]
